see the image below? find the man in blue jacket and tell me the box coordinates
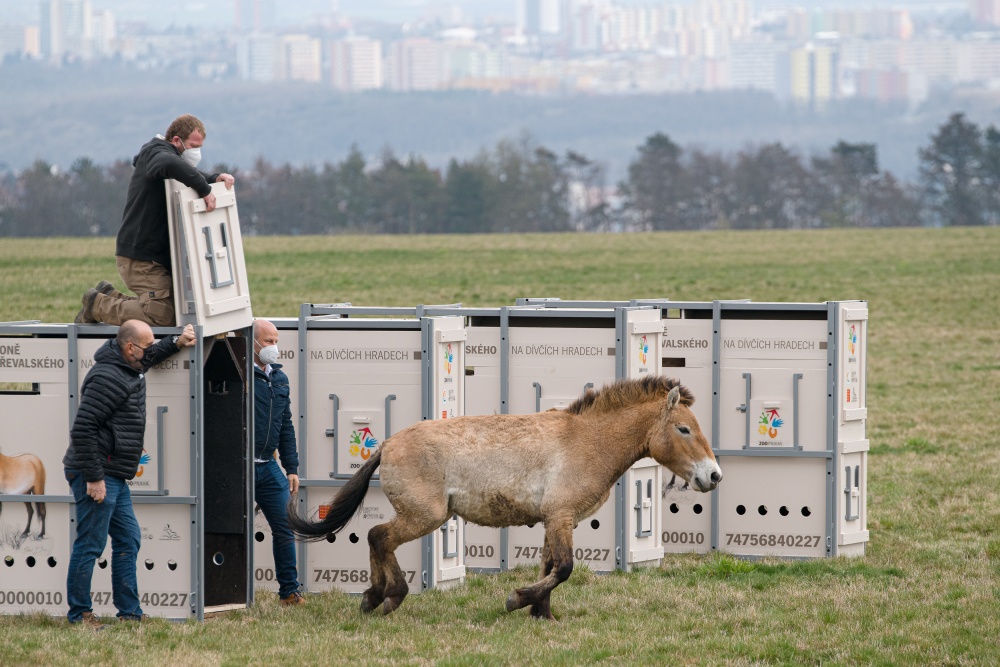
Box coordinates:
[252,318,305,606]
[63,320,196,628]
[76,114,235,326]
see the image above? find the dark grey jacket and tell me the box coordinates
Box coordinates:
[63,335,183,482]
[115,136,219,271]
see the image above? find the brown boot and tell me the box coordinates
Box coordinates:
[74,611,106,630]
[279,591,307,606]
[74,288,100,324]
[95,280,124,299]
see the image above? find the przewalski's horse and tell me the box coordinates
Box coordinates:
[288,375,721,620]
[0,450,47,538]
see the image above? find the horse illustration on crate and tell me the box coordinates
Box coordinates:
[0,450,47,539]
[289,375,722,620]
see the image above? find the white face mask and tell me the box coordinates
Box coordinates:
[257,343,279,366]
[181,146,202,168]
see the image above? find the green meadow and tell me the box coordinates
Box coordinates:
[1,228,998,666]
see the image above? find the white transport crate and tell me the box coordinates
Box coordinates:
[637,300,870,559]
[289,306,467,595]
[0,323,254,621]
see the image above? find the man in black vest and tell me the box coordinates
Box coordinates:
[63,320,196,628]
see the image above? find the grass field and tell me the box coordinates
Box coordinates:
[1,228,998,666]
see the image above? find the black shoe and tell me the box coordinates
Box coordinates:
[74,288,99,324]
[95,280,116,296]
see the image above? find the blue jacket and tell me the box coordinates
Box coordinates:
[253,363,299,475]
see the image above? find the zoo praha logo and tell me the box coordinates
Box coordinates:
[135,449,151,477]
[443,343,454,375]
[349,427,379,461]
[757,408,784,445]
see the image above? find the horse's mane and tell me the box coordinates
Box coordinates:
[564,376,694,416]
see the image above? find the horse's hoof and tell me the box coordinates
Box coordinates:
[359,599,375,614]
[505,592,525,612]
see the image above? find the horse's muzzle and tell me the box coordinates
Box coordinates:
[691,462,723,492]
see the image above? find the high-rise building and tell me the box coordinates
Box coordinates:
[517,0,563,36]
[237,33,276,81]
[90,9,116,57]
[277,34,322,82]
[235,0,276,33]
[790,42,839,110]
[386,39,446,91]
[38,0,112,61]
[0,24,27,59]
[330,37,383,91]
[39,0,64,61]
[969,0,1000,27]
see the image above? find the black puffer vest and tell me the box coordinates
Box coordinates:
[63,335,179,482]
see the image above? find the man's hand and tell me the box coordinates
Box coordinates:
[203,192,217,212]
[87,480,106,504]
[176,324,196,348]
[216,173,235,189]
[287,474,299,495]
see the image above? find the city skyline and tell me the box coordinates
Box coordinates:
[3,0,999,182]
[0,0,972,30]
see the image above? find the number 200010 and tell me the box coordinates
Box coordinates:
[0,590,63,606]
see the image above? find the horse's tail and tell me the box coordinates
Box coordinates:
[287,448,381,542]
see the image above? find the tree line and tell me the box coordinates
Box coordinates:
[1,113,996,237]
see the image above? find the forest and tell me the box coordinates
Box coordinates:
[1,112,996,235]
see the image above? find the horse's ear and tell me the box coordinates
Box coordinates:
[666,386,680,411]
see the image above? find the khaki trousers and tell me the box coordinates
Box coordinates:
[91,257,176,327]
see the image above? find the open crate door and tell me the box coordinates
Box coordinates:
[166,180,253,337]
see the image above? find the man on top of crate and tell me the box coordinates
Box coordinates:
[75,114,235,327]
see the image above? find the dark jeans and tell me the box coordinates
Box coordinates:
[65,469,144,621]
[254,459,300,597]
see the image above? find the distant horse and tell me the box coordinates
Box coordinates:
[0,451,47,538]
[289,376,722,620]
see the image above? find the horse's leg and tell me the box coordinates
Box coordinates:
[21,502,33,537]
[374,512,442,616]
[529,531,555,619]
[360,527,389,613]
[359,498,448,615]
[36,502,46,538]
[506,518,574,620]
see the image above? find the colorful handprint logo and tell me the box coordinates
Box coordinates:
[758,408,784,439]
[349,427,379,460]
[135,449,152,477]
[443,343,454,375]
